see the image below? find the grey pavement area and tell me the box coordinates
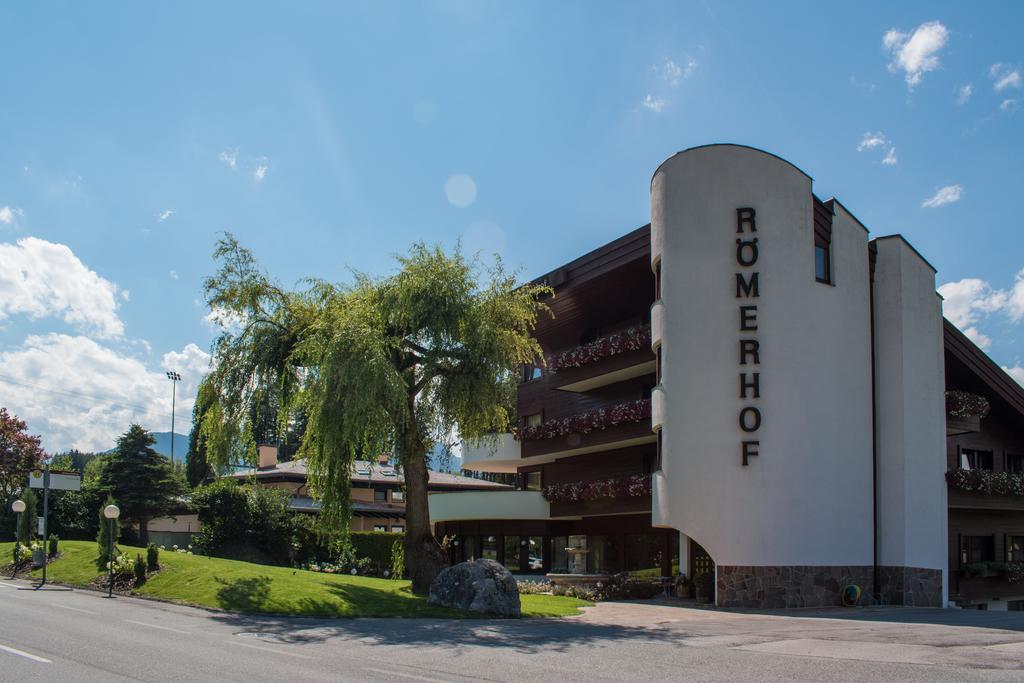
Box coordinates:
[3,576,1024,681]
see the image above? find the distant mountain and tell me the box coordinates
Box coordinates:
[105,431,190,461]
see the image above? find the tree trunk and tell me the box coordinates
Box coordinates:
[398,396,448,594]
[138,517,150,546]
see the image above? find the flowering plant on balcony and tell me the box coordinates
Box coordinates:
[515,398,651,441]
[945,390,991,419]
[946,468,1024,496]
[542,474,651,503]
[547,325,651,372]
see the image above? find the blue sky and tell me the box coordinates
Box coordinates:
[1,1,1022,451]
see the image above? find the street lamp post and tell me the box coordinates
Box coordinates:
[103,504,120,598]
[166,371,181,465]
[11,499,25,577]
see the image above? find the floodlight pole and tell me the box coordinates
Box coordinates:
[166,371,181,465]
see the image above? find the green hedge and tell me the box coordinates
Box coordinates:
[351,532,403,566]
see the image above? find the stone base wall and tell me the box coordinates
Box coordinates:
[876,565,943,607]
[716,565,943,608]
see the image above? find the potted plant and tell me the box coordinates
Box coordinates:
[694,571,714,604]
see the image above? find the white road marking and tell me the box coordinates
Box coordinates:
[231,640,315,660]
[124,619,189,634]
[50,603,99,615]
[363,667,452,682]
[0,643,52,664]
[0,581,17,588]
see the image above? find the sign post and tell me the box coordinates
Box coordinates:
[27,465,80,590]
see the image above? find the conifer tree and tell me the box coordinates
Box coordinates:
[96,495,120,567]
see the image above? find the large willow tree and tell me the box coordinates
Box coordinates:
[200,235,550,592]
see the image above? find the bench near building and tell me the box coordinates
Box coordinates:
[429,144,1024,610]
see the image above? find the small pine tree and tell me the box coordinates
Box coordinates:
[17,487,37,545]
[134,553,147,585]
[96,496,121,567]
[146,543,159,571]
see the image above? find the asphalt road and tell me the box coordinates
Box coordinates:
[3,576,1024,682]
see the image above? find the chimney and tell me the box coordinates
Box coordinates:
[377,453,390,466]
[258,444,279,469]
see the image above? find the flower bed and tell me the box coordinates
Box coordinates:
[542,474,651,503]
[547,326,651,372]
[515,399,651,441]
[946,390,990,419]
[946,468,1024,496]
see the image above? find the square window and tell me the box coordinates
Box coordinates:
[392,490,404,502]
[374,487,387,502]
[1008,454,1024,475]
[961,449,994,471]
[373,525,387,532]
[522,470,541,491]
[391,525,404,533]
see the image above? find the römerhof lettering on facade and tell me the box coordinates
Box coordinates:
[735,207,760,465]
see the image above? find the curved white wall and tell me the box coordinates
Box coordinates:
[652,145,874,567]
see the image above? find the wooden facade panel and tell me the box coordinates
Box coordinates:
[537,445,651,485]
[518,374,653,422]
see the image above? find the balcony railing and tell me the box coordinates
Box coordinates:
[547,326,655,392]
[460,432,521,473]
[517,399,656,459]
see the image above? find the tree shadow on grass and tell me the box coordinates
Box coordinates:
[215,575,272,612]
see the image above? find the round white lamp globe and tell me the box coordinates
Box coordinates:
[11,500,26,514]
[103,504,120,520]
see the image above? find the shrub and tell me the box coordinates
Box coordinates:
[134,553,147,585]
[146,543,160,571]
[48,534,59,558]
[390,539,404,580]
[18,487,37,546]
[108,552,137,578]
[351,531,404,571]
[516,580,551,595]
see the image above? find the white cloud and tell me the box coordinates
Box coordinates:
[253,160,269,183]
[169,270,179,280]
[654,57,697,86]
[882,147,898,166]
[642,94,666,112]
[857,131,888,151]
[444,174,477,208]
[990,63,1022,92]
[0,237,125,338]
[203,305,248,333]
[921,184,964,208]
[0,206,23,225]
[883,21,949,89]
[218,148,238,170]
[939,278,1009,329]
[956,84,973,105]
[1004,364,1024,387]
[0,334,209,452]
[849,76,877,93]
[158,209,174,222]
[1000,98,1018,113]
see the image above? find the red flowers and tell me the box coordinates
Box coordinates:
[515,399,651,441]
[547,325,651,372]
[542,474,651,503]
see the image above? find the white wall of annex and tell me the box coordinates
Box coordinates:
[872,237,947,576]
[651,145,874,567]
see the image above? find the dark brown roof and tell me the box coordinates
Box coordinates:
[944,318,1024,421]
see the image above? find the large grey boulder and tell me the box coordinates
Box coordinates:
[427,559,521,618]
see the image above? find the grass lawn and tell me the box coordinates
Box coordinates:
[0,541,589,618]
